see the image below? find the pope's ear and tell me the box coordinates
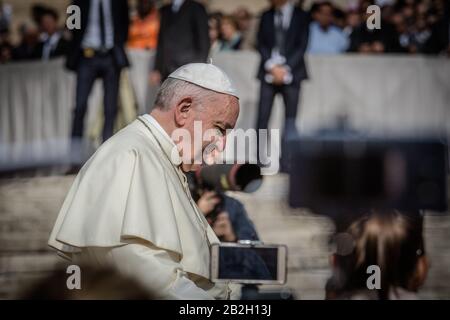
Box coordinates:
[174,97,193,127]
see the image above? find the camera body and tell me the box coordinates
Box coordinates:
[187,163,263,222]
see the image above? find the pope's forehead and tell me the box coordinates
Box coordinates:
[213,93,239,110]
[198,94,238,129]
[210,94,239,120]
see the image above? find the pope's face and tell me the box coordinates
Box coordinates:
[181,93,239,172]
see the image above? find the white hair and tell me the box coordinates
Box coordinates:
[154,78,216,110]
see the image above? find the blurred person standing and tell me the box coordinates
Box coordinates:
[127,0,159,50]
[326,210,428,300]
[219,15,242,51]
[333,7,347,29]
[150,0,210,84]
[404,15,431,53]
[12,23,39,61]
[31,4,49,27]
[0,33,12,63]
[0,1,11,32]
[390,2,433,54]
[35,8,69,60]
[0,9,12,64]
[233,7,257,50]
[208,12,222,56]
[66,0,130,162]
[348,2,401,53]
[391,10,411,52]
[256,0,309,171]
[343,9,362,36]
[424,1,449,56]
[307,1,349,54]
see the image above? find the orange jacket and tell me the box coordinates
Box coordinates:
[127,11,160,50]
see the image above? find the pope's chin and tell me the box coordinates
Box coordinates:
[189,163,203,172]
[181,162,202,172]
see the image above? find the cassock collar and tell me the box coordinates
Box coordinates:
[139,114,182,167]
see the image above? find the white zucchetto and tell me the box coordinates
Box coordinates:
[168,63,239,99]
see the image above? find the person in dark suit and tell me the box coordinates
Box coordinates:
[256,0,309,171]
[12,23,40,61]
[347,20,401,53]
[424,5,450,56]
[66,0,129,156]
[150,0,210,83]
[34,8,70,60]
[347,2,401,54]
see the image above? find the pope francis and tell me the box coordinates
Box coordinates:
[48,63,240,299]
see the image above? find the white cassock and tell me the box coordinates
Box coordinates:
[48,114,231,299]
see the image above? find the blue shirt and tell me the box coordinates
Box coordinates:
[223,195,259,241]
[307,21,349,54]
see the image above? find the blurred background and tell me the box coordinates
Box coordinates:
[0,0,449,299]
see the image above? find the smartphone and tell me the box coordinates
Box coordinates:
[210,242,288,285]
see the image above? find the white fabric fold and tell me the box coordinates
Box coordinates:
[48,117,228,298]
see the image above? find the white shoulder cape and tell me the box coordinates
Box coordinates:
[48,117,219,280]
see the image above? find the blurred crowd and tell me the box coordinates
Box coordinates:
[343,0,450,54]
[0,3,70,63]
[0,0,449,64]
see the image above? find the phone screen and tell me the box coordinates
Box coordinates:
[217,246,279,281]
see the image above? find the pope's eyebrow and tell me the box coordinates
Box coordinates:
[215,121,233,130]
